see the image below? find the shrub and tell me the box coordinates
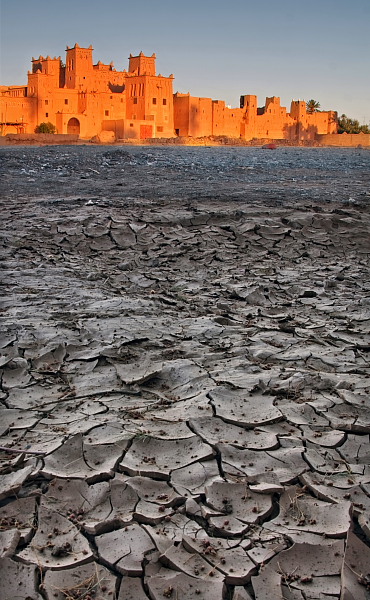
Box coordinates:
[35,122,56,134]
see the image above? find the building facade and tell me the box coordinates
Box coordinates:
[173,94,337,141]
[0,44,337,141]
[0,45,175,140]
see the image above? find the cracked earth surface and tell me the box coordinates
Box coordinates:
[0,145,370,599]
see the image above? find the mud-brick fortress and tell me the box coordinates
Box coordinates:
[0,44,337,141]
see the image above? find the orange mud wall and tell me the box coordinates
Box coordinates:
[0,85,36,134]
[316,133,370,147]
[0,45,174,140]
[1,42,339,142]
[173,93,337,141]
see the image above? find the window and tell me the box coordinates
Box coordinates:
[105,110,109,116]
[152,98,157,105]
[64,99,68,105]
[130,123,134,127]
[162,99,167,105]
[133,98,138,104]
[45,113,48,117]
[157,126,163,132]
[45,100,49,106]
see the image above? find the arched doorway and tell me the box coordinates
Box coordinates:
[67,117,80,135]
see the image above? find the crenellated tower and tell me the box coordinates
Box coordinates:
[65,43,93,89]
[128,52,156,76]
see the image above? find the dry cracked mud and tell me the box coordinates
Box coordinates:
[0,144,370,599]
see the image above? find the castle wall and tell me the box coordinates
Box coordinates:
[0,87,35,134]
[173,92,337,142]
[1,43,339,142]
[174,95,242,138]
[211,100,226,137]
[249,97,294,140]
[1,45,175,140]
[2,133,79,144]
[316,133,370,147]
[173,94,213,137]
[173,94,190,136]
[221,106,243,138]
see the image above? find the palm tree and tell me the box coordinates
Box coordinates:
[306,99,321,114]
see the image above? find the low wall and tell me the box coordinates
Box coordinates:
[1,133,79,144]
[317,133,370,147]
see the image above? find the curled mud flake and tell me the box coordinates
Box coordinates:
[18,504,92,568]
[43,563,117,600]
[0,529,21,558]
[252,540,343,597]
[0,466,36,501]
[146,569,224,599]
[41,433,128,482]
[95,523,155,575]
[120,435,214,479]
[209,385,282,426]
[341,530,370,598]
[265,485,351,537]
[205,481,273,525]
[189,416,279,450]
[0,557,43,599]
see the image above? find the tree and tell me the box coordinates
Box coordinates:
[35,122,56,134]
[306,99,321,114]
[337,114,369,134]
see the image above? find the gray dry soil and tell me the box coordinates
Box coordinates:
[0,145,370,600]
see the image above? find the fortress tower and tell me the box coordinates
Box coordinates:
[128,52,156,76]
[65,43,93,89]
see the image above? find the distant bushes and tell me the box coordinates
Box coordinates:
[338,115,369,134]
[35,122,56,134]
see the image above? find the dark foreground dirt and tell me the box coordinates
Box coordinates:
[0,145,370,600]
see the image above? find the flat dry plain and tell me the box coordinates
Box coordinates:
[0,145,370,600]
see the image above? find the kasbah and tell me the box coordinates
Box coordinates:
[0,43,337,142]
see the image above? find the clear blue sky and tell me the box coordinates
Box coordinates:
[1,0,369,123]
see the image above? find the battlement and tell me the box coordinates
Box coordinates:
[128,52,156,76]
